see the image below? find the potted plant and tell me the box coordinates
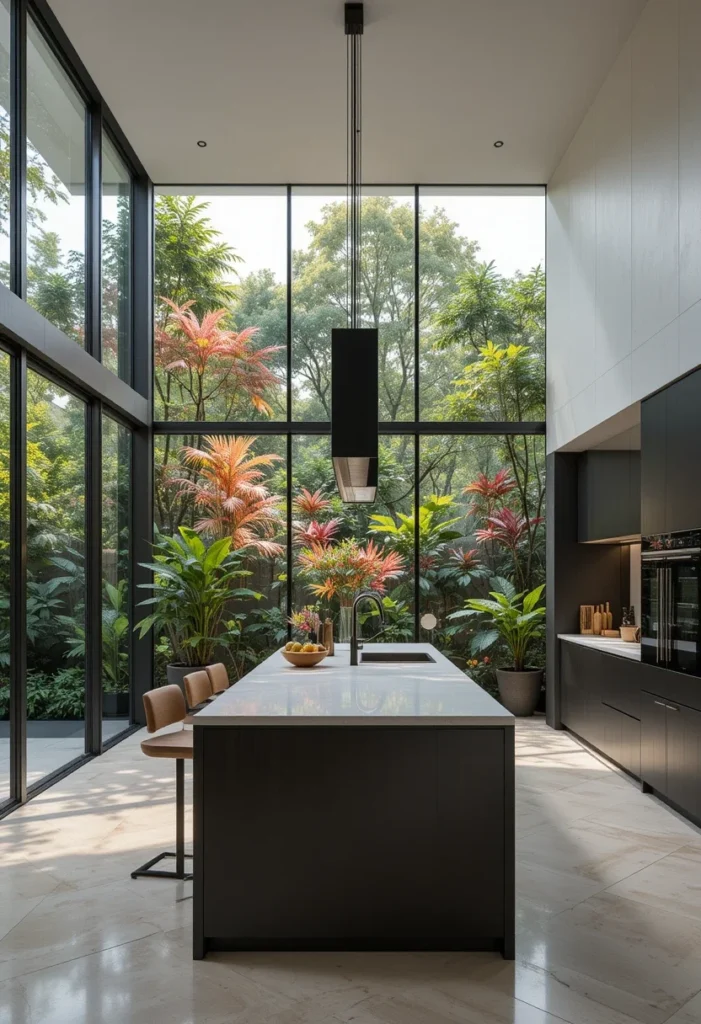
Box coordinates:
[456,578,545,716]
[135,526,261,689]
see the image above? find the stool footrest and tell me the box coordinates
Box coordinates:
[131,850,193,881]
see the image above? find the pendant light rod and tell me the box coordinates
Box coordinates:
[346,3,363,329]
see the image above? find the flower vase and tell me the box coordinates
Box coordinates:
[338,604,353,644]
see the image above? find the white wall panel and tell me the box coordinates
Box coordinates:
[679,0,701,314]
[547,0,701,452]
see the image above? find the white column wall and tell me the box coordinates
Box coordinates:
[547,0,701,452]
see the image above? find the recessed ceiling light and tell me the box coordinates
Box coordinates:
[197,140,207,148]
[493,140,504,148]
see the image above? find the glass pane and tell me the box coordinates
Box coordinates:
[0,0,11,287]
[419,188,545,421]
[102,415,131,742]
[26,17,86,344]
[0,350,10,803]
[154,188,286,421]
[26,370,86,785]
[292,435,414,644]
[291,188,346,420]
[102,134,131,381]
[152,432,287,684]
[291,188,414,422]
[419,434,545,694]
[361,189,415,422]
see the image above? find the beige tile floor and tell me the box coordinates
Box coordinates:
[1,718,701,1024]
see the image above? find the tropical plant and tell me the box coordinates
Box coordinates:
[356,595,414,642]
[464,468,516,515]
[292,488,332,517]
[173,435,284,554]
[135,526,262,668]
[296,538,406,605]
[450,579,545,671]
[368,495,462,562]
[293,518,341,547]
[155,298,281,420]
[60,579,129,692]
[446,341,544,422]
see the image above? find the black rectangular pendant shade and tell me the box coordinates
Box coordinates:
[332,327,378,503]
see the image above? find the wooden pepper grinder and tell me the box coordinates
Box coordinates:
[592,605,603,635]
[323,617,334,656]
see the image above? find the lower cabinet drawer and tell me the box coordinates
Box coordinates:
[598,703,641,778]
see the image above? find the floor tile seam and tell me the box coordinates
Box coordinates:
[0,925,166,983]
[510,959,649,1024]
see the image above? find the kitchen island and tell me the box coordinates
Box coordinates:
[192,643,514,959]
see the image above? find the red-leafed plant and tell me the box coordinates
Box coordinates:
[463,468,516,515]
[155,298,281,420]
[293,519,341,548]
[296,538,406,605]
[292,488,332,517]
[174,435,283,555]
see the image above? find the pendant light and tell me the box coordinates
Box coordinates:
[332,2,379,503]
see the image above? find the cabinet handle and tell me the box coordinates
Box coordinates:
[666,704,679,711]
[654,700,667,707]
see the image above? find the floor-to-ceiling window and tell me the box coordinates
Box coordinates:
[0,348,10,800]
[26,14,87,344]
[101,133,132,381]
[101,413,132,739]
[0,1,145,815]
[25,369,86,785]
[153,186,545,692]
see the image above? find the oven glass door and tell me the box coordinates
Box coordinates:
[669,556,700,674]
[641,557,663,664]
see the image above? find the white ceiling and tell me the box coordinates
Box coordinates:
[48,0,647,184]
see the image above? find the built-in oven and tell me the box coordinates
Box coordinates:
[641,530,701,675]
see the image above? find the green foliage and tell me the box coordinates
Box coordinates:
[356,595,414,643]
[0,669,85,721]
[136,526,262,667]
[154,195,241,319]
[450,579,545,672]
[369,495,462,562]
[447,341,545,422]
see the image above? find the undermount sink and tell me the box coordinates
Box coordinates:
[360,652,435,664]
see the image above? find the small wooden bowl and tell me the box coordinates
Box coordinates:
[281,648,328,668]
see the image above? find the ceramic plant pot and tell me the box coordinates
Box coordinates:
[496,668,544,717]
[166,663,206,693]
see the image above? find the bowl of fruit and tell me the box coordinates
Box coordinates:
[281,641,329,667]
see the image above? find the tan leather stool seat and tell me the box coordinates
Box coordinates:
[141,730,193,759]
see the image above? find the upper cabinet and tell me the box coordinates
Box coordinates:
[642,367,701,536]
[578,451,640,543]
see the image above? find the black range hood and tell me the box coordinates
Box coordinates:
[332,327,378,503]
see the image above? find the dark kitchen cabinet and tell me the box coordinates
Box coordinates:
[641,388,667,537]
[641,367,701,536]
[578,451,640,543]
[641,691,701,824]
[666,702,701,821]
[640,692,668,793]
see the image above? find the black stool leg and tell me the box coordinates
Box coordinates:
[176,757,185,877]
[131,757,193,881]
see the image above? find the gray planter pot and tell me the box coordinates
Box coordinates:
[166,663,206,693]
[496,668,543,717]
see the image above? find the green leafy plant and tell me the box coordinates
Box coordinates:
[60,579,129,693]
[356,595,414,642]
[450,578,545,671]
[135,526,262,667]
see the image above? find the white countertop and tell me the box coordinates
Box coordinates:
[558,634,641,661]
[193,643,514,727]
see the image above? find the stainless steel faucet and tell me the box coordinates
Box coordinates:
[350,591,385,666]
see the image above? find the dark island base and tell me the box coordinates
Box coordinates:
[194,725,514,961]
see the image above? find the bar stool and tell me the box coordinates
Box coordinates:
[184,670,213,712]
[131,685,193,881]
[206,662,231,695]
